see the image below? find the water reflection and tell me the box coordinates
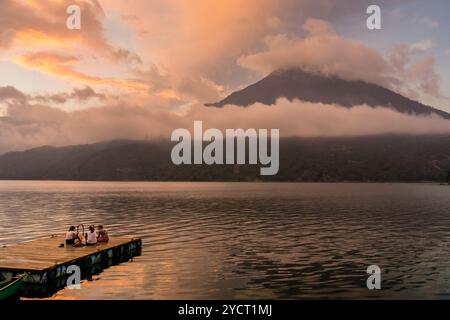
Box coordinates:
[1,181,450,299]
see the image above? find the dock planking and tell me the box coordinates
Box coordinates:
[0,235,142,298]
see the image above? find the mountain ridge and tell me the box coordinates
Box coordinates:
[1,136,449,182]
[206,68,450,120]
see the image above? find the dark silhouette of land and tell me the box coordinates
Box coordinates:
[0,135,449,182]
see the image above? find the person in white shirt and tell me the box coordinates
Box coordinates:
[86,225,97,246]
[65,226,77,245]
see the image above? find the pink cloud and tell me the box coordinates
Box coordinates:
[2,92,450,154]
[238,19,398,89]
[238,19,444,102]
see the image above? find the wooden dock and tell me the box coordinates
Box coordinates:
[0,235,142,298]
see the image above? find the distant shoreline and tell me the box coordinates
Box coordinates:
[0,179,447,184]
[1,137,449,183]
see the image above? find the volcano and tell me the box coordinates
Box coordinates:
[206,68,450,120]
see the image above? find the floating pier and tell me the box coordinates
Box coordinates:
[0,236,142,298]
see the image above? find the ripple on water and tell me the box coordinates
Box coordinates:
[1,181,450,299]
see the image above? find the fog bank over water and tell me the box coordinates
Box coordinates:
[1,98,450,154]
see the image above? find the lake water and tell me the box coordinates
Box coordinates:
[1,181,450,299]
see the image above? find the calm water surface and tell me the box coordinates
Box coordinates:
[1,181,450,299]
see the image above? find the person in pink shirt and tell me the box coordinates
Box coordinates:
[97,225,109,243]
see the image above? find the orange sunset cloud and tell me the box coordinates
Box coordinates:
[15,52,149,91]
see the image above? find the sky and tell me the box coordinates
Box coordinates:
[0,0,450,153]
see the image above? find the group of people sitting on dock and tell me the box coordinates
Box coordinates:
[65,225,109,247]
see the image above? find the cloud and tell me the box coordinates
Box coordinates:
[0,0,143,97]
[302,18,336,36]
[123,0,281,78]
[239,19,444,101]
[1,85,106,112]
[34,86,106,104]
[407,56,439,96]
[176,76,224,103]
[387,42,444,100]
[0,86,28,103]
[421,16,439,29]
[1,88,449,154]
[112,48,143,65]
[135,65,224,104]
[2,1,444,109]
[238,19,399,89]
[204,99,450,137]
[102,0,397,88]
[0,0,140,63]
[15,52,148,91]
[0,0,104,50]
[410,39,433,53]
[106,0,401,86]
[389,44,411,73]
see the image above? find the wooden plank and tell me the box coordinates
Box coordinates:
[0,236,140,272]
